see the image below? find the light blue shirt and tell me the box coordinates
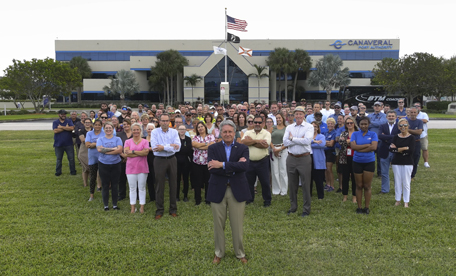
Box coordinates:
[367,112,387,134]
[222,141,235,177]
[150,127,181,157]
[306,113,328,124]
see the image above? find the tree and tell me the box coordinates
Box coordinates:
[183,74,202,104]
[150,50,188,105]
[248,65,269,101]
[308,54,351,102]
[290,49,312,101]
[0,76,27,108]
[372,53,448,104]
[2,58,81,112]
[103,69,140,104]
[267,48,294,102]
[69,56,92,103]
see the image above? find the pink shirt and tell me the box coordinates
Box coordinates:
[125,138,150,174]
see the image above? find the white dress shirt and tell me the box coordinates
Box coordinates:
[283,122,314,155]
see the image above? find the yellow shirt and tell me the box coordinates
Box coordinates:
[242,129,271,161]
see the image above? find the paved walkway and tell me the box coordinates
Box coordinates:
[0,119,455,131]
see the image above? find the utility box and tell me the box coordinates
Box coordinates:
[220,82,230,106]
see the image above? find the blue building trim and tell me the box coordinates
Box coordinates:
[91,71,117,74]
[56,49,399,62]
[130,68,150,71]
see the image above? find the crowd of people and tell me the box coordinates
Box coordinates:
[53,98,430,215]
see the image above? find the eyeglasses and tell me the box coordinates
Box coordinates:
[101,117,108,119]
[414,105,420,108]
[240,109,247,111]
[398,102,404,104]
[335,107,341,109]
[253,122,262,124]
[346,122,354,125]
[360,107,366,109]
[161,120,170,122]
[399,124,408,127]
[248,121,253,124]
[186,114,191,117]
[216,120,222,123]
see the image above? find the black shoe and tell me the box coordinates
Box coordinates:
[70,172,77,175]
[195,201,201,206]
[183,197,189,202]
[205,201,211,205]
[301,212,309,217]
[356,208,363,214]
[113,206,120,210]
[104,206,109,211]
[176,198,180,202]
[97,188,101,192]
[287,210,296,215]
[263,202,271,207]
[364,208,370,215]
[246,201,252,205]
[55,173,61,176]
[336,188,342,193]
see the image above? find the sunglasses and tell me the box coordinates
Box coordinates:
[414,105,420,108]
[241,109,247,111]
[398,102,404,103]
[186,114,191,116]
[399,124,408,127]
[253,122,262,124]
[101,117,108,119]
[216,120,222,123]
[346,122,354,125]
[248,121,253,124]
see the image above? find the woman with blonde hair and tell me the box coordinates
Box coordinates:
[390,118,415,208]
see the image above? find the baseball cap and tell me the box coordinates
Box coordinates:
[58,109,67,114]
[374,101,382,106]
[350,106,358,111]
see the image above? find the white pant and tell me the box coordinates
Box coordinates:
[127,173,148,205]
[271,147,288,195]
[392,165,413,203]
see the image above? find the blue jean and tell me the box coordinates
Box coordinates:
[55,145,76,175]
[246,156,272,205]
[380,152,393,193]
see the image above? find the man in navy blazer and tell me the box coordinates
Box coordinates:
[207,120,250,265]
[378,110,400,193]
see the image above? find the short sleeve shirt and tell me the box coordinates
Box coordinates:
[406,118,424,140]
[192,134,216,165]
[53,119,74,147]
[124,138,150,174]
[352,130,378,163]
[324,129,336,151]
[96,136,123,164]
[86,130,104,165]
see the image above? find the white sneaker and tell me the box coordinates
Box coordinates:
[424,162,430,168]
[88,197,94,202]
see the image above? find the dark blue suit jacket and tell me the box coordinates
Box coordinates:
[377,122,400,159]
[206,141,251,203]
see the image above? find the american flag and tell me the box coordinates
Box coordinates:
[227,15,248,32]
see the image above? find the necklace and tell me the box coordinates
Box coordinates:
[133,138,142,145]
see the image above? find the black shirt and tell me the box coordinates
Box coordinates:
[390,134,415,165]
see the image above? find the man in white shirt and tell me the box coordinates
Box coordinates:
[268,103,279,125]
[415,102,430,167]
[321,100,334,118]
[283,106,314,217]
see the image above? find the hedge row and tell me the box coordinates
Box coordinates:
[426,101,452,112]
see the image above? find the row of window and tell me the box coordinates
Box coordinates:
[56,50,399,62]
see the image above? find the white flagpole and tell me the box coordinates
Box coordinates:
[224,8,227,83]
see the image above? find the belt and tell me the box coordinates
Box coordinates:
[289,152,310,158]
[250,156,268,162]
[156,154,175,159]
[227,183,230,187]
[415,139,421,142]
[273,144,283,147]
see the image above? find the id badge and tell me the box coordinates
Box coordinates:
[347,148,352,156]
[199,156,204,162]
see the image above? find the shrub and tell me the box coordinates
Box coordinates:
[426,101,451,112]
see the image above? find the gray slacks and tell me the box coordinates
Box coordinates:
[287,154,312,214]
[154,156,177,216]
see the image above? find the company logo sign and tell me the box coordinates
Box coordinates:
[330,40,393,50]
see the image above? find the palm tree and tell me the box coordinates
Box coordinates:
[308,54,351,102]
[184,74,202,104]
[69,56,92,102]
[103,69,140,105]
[152,50,188,105]
[267,48,293,102]
[248,65,269,101]
[291,49,312,101]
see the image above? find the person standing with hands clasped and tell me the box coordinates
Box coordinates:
[390,118,415,208]
[283,106,314,217]
[150,114,181,219]
[206,120,250,265]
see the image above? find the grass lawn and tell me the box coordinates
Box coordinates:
[0,130,455,275]
[0,114,58,121]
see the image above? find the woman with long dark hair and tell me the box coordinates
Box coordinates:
[192,121,215,205]
[338,116,359,203]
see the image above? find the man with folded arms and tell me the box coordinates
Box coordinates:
[283,106,314,217]
[150,114,181,219]
[207,120,250,264]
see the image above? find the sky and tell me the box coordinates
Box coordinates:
[1,0,455,76]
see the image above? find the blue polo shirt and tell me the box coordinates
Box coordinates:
[335,126,345,149]
[53,119,74,147]
[319,122,328,134]
[86,130,105,165]
[352,130,378,163]
[394,107,407,117]
[324,129,336,151]
[407,118,423,140]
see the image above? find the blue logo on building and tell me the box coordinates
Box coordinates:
[330,40,346,49]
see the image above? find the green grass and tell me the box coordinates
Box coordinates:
[0,114,58,121]
[427,113,456,119]
[0,130,455,275]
